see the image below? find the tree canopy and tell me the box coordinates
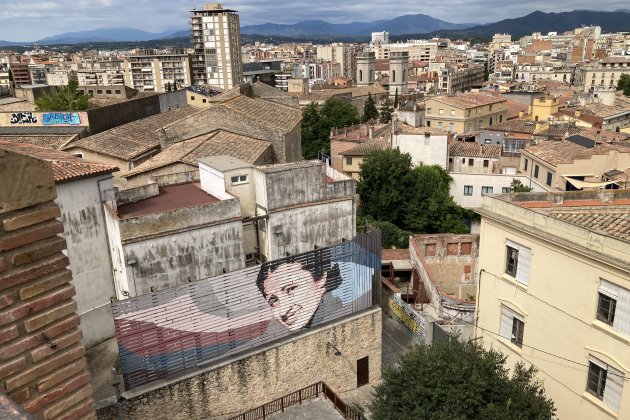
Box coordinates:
[617,73,630,96]
[511,179,533,192]
[357,149,473,235]
[362,93,379,123]
[379,98,394,123]
[35,80,90,111]
[300,97,359,159]
[369,338,555,420]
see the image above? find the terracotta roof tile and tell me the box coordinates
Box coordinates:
[342,139,389,156]
[0,135,76,150]
[448,141,501,158]
[123,130,271,178]
[0,141,117,183]
[550,211,630,241]
[429,92,506,109]
[523,139,629,166]
[63,106,202,160]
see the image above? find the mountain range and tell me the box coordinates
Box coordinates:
[1,10,630,47]
[240,15,476,37]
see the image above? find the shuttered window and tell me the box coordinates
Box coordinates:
[506,240,531,285]
[598,279,630,336]
[500,306,524,347]
[587,356,625,412]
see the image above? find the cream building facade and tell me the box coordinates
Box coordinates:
[123,50,192,92]
[476,191,630,420]
[424,92,507,133]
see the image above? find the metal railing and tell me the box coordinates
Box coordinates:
[228,382,365,420]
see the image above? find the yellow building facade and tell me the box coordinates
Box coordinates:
[476,191,630,419]
[424,93,506,133]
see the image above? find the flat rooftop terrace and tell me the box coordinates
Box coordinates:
[116,182,218,219]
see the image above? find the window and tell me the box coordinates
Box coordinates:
[505,240,531,284]
[448,123,454,132]
[437,122,443,129]
[534,164,539,178]
[489,117,493,126]
[106,89,112,94]
[481,186,493,195]
[450,110,455,116]
[115,89,121,94]
[426,107,431,114]
[502,187,511,193]
[439,108,444,115]
[346,157,353,165]
[586,358,624,412]
[202,99,207,103]
[596,280,630,335]
[500,306,524,347]
[230,174,248,185]
[546,172,552,186]
[190,95,195,100]
[484,139,491,144]
[524,159,528,170]
[461,158,466,164]
[464,185,473,196]
[483,159,489,167]
[499,114,503,123]
[97,89,103,94]
[468,159,474,166]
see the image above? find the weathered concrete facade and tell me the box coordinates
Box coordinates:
[97,307,382,419]
[254,161,357,261]
[104,182,245,297]
[56,175,117,349]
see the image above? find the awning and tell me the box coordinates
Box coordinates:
[562,176,619,189]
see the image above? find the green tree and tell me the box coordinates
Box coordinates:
[357,149,474,234]
[617,73,630,96]
[370,338,555,420]
[300,97,359,159]
[362,93,379,123]
[393,88,399,108]
[356,149,414,226]
[357,216,411,249]
[35,80,91,111]
[379,98,394,123]
[511,179,533,192]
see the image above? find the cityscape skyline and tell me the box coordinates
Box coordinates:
[2,1,630,42]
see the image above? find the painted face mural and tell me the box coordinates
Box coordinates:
[113,233,380,389]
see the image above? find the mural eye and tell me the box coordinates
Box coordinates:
[267,296,279,307]
[286,285,298,295]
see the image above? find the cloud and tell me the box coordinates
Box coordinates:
[0,0,627,41]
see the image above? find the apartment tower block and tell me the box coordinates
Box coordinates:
[190,3,242,90]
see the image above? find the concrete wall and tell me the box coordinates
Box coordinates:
[159,90,188,112]
[393,133,448,169]
[266,199,356,261]
[55,175,116,349]
[96,308,382,419]
[121,220,245,295]
[103,204,129,300]
[87,94,161,135]
[449,156,499,174]
[450,173,544,208]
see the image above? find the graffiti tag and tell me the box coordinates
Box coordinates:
[10,112,38,124]
[42,112,81,125]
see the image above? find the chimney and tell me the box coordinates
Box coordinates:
[575,110,581,118]
[369,126,374,139]
[518,111,524,118]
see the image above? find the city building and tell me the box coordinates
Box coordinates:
[424,92,507,133]
[476,190,630,419]
[190,3,243,89]
[391,123,449,169]
[123,49,192,92]
[577,56,630,93]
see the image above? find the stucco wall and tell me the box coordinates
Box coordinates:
[393,133,448,169]
[449,173,544,209]
[56,176,117,349]
[121,220,245,295]
[96,308,382,420]
[476,208,630,420]
[266,199,356,261]
[87,94,161,135]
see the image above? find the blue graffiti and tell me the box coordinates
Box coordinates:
[42,112,81,125]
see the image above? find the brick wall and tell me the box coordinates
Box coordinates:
[0,147,96,419]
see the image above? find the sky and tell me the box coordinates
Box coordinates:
[0,0,628,41]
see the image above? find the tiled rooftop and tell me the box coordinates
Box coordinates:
[448,141,501,158]
[0,140,117,183]
[522,139,629,166]
[550,211,630,241]
[256,160,322,174]
[428,92,506,109]
[0,135,76,150]
[484,119,537,134]
[396,125,448,136]
[63,106,202,160]
[123,130,271,178]
[342,139,389,156]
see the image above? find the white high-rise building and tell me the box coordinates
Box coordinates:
[190,3,242,89]
[371,31,390,46]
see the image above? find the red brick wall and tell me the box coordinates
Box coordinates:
[0,148,95,419]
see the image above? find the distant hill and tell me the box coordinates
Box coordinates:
[36,28,186,45]
[241,15,474,37]
[0,40,32,47]
[425,10,630,39]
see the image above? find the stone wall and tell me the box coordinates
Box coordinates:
[87,94,161,135]
[96,308,382,419]
[0,147,96,419]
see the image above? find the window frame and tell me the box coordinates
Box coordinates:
[230,174,248,185]
[546,172,553,186]
[505,245,518,277]
[463,185,473,196]
[534,164,539,178]
[481,186,493,195]
[511,317,524,347]
[596,293,617,325]
[345,156,353,165]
